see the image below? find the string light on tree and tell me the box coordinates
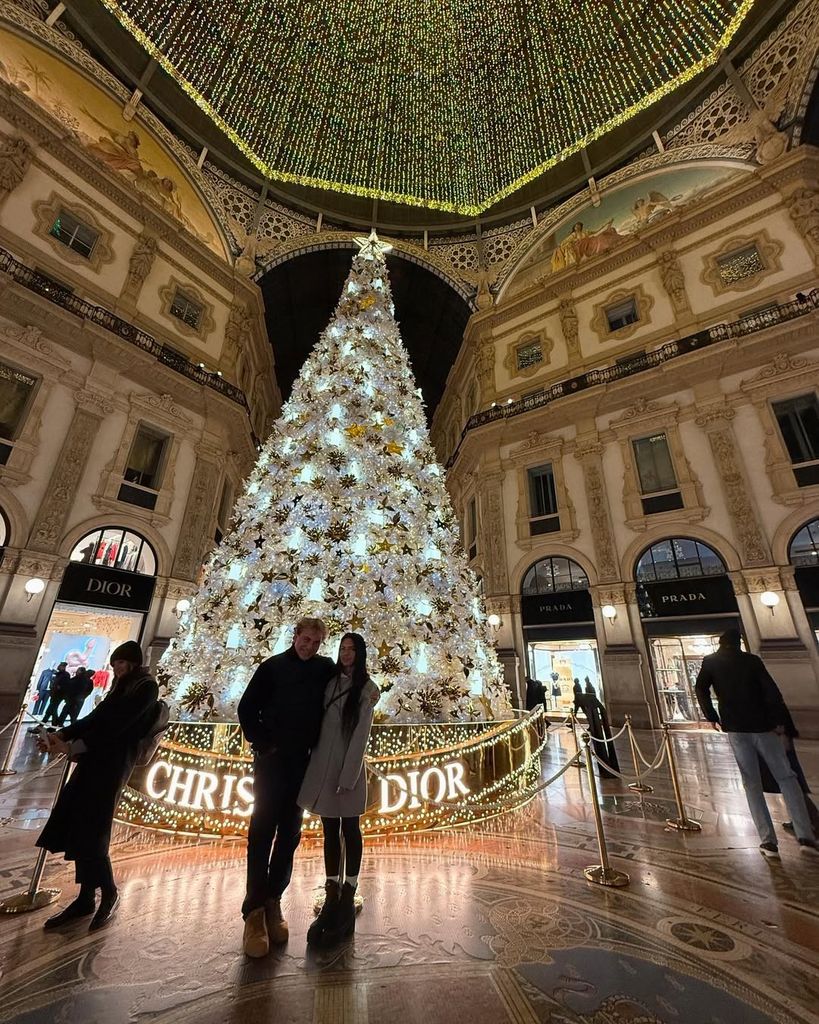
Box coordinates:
[161,232,510,723]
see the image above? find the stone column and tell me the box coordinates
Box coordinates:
[695,407,770,566]
[171,444,224,581]
[477,470,509,597]
[475,332,496,405]
[27,391,113,553]
[573,440,618,582]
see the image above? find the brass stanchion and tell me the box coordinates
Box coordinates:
[625,715,653,794]
[0,700,29,777]
[569,711,582,768]
[580,732,629,888]
[662,724,702,832]
[0,757,71,913]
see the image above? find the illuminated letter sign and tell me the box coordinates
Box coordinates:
[378,760,470,814]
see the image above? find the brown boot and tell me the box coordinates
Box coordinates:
[265,898,289,944]
[242,907,269,958]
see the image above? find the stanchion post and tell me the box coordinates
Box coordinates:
[662,724,702,832]
[625,715,653,794]
[580,732,629,888]
[0,757,71,913]
[0,700,29,777]
[569,712,582,768]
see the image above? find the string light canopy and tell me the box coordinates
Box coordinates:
[98,0,757,215]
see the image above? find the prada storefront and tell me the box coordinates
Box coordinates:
[28,527,157,715]
[635,538,740,725]
[521,556,604,717]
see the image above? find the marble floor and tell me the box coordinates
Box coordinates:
[0,724,817,1024]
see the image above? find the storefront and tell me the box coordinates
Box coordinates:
[29,527,157,715]
[790,518,819,647]
[521,556,603,717]
[635,538,740,725]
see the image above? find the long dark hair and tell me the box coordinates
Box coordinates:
[338,632,369,737]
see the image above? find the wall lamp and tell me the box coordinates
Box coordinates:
[487,613,502,632]
[601,604,617,622]
[174,598,192,619]
[759,591,780,615]
[24,577,45,602]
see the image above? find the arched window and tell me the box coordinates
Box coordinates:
[636,537,726,582]
[522,556,589,595]
[789,519,819,567]
[69,527,157,576]
[0,506,8,548]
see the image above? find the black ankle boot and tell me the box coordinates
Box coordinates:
[44,896,96,930]
[89,891,119,931]
[320,883,356,946]
[307,880,341,946]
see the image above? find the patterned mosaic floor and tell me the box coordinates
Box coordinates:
[0,728,817,1023]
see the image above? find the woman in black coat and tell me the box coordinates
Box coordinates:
[36,641,158,931]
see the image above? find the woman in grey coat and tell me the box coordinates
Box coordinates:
[298,632,379,946]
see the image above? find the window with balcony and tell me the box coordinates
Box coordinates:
[118,424,169,510]
[169,289,204,332]
[527,463,560,535]
[0,360,38,466]
[716,243,764,286]
[632,433,684,514]
[773,394,819,487]
[49,209,99,260]
[516,340,543,372]
[605,296,639,333]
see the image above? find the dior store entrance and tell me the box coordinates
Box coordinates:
[635,538,740,725]
[29,527,157,716]
[521,556,605,718]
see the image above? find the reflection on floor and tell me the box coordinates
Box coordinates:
[0,728,818,1023]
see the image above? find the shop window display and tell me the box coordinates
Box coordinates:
[70,527,156,575]
[527,639,603,716]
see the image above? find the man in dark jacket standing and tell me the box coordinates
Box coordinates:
[42,662,70,726]
[237,617,336,957]
[695,629,818,858]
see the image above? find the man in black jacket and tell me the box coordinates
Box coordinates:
[42,662,70,726]
[695,629,818,858]
[237,617,336,957]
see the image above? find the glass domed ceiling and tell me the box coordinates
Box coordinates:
[99,0,757,215]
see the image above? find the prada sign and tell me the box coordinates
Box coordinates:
[58,562,156,612]
[637,575,737,619]
[522,588,593,625]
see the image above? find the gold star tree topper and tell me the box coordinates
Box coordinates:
[354,228,393,261]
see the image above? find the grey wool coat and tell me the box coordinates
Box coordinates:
[298,674,379,818]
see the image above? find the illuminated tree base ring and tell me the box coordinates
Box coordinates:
[118,710,546,838]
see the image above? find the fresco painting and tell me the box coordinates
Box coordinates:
[0,27,223,255]
[547,164,749,274]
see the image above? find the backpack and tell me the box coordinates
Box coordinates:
[136,699,171,766]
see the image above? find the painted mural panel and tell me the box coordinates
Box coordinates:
[0,26,223,255]
[543,163,750,275]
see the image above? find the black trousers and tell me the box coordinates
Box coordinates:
[57,698,84,726]
[75,855,116,896]
[42,696,64,725]
[242,752,307,919]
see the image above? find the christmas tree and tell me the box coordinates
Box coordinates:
[162,232,510,723]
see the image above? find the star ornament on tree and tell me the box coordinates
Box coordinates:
[354,229,393,262]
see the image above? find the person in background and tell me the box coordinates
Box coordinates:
[57,668,95,726]
[525,676,546,712]
[237,617,337,958]
[27,665,56,731]
[36,641,159,930]
[758,701,819,836]
[42,662,70,727]
[576,679,620,778]
[298,632,379,947]
[695,629,819,858]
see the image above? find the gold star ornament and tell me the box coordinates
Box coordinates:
[354,229,393,261]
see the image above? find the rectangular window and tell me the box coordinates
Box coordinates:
[632,433,684,514]
[49,209,99,260]
[118,423,169,510]
[516,341,543,371]
[605,296,639,332]
[716,244,764,285]
[169,289,203,331]
[0,361,38,465]
[773,394,819,487]
[527,464,560,535]
[466,498,477,560]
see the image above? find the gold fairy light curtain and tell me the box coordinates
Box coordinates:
[98,0,756,214]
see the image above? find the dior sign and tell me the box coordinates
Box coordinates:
[58,562,156,612]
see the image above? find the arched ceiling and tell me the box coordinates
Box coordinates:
[259,250,471,420]
[58,0,796,231]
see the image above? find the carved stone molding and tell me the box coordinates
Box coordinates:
[557,296,581,363]
[31,191,115,273]
[120,233,158,307]
[28,405,102,552]
[705,424,771,565]
[476,333,496,403]
[694,405,736,428]
[222,301,253,387]
[573,441,618,581]
[506,437,579,547]
[171,452,222,581]
[0,133,32,203]
[656,249,692,317]
[700,229,784,296]
[785,187,819,259]
[590,284,654,344]
[158,276,216,342]
[476,472,509,596]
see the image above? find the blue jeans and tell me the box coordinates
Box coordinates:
[727,731,815,844]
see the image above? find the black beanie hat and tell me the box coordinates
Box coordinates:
[110,641,143,666]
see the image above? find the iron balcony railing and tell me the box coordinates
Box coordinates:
[464,290,819,434]
[0,247,248,410]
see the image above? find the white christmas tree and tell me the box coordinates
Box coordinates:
[161,232,510,722]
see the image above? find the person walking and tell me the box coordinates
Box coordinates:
[41,662,70,727]
[35,641,159,930]
[757,702,819,836]
[57,668,94,726]
[237,617,336,958]
[525,676,546,712]
[298,632,379,947]
[695,629,819,858]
